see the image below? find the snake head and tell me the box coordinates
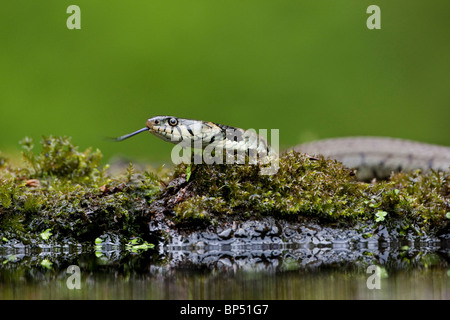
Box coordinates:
[112,115,178,143]
[145,116,183,143]
[117,115,214,148]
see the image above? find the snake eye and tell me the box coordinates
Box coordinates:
[168,118,178,126]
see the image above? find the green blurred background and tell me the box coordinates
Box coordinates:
[1,1,449,164]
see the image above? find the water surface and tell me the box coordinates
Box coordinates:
[1,241,449,299]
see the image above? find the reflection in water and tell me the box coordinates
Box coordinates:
[0,241,449,299]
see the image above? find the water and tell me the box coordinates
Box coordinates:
[1,242,449,300]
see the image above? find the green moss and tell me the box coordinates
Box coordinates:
[20,136,104,182]
[171,152,449,234]
[173,196,214,226]
[0,180,14,209]
[172,153,363,221]
[0,136,162,245]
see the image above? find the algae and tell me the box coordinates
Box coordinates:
[0,136,448,247]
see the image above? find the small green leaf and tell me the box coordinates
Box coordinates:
[446,212,450,219]
[129,243,154,251]
[40,259,53,269]
[125,237,155,253]
[375,210,388,222]
[40,228,53,240]
[94,237,103,244]
[185,165,192,182]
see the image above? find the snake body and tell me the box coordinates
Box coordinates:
[115,116,450,180]
[293,137,450,180]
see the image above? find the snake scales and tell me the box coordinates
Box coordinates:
[115,115,450,181]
